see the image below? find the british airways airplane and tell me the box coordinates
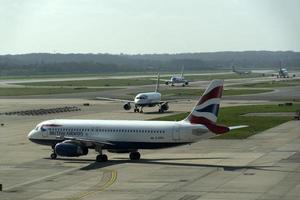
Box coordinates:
[97,73,169,113]
[28,80,246,162]
[165,66,189,86]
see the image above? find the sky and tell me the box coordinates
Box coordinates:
[0,0,300,54]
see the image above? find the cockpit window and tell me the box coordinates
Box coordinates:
[34,125,40,131]
[137,95,148,100]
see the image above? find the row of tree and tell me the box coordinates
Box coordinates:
[0,51,299,76]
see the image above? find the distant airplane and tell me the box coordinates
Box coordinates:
[277,68,289,78]
[28,80,247,162]
[164,66,189,86]
[97,73,169,113]
[232,65,251,75]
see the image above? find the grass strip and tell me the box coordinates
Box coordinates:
[152,104,300,139]
[0,87,116,96]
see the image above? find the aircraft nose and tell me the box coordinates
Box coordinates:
[134,98,140,104]
[27,130,36,140]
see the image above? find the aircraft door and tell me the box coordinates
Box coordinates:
[172,125,180,141]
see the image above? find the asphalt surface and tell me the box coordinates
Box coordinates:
[0,72,299,200]
[0,99,299,200]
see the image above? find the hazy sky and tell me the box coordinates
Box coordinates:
[1,0,300,54]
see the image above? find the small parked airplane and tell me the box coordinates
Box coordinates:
[164,66,189,86]
[97,73,169,113]
[28,80,247,162]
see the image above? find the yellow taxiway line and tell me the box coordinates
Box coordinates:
[69,169,117,200]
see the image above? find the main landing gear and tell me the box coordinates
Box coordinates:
[96,154,108,162]
[134,107,143,113]
[129,151,141,160]
[95,146,108,162]
[96,150,141,162]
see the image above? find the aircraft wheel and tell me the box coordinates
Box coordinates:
[96,154,108,162]
[129,152,140,160]
[50,153,57,159]
[139,110,143,113]
[134,108,137,113]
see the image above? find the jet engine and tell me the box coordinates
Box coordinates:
[160,103,169,111]
[55,142,88,157]
[123,102,131,110]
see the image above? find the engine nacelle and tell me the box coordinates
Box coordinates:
[185,81,189,85]
[55,142,88,157]
[123,103,131,110]
[161,103,169,111]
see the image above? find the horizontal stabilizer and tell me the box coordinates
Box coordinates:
[95,97,134,103]
[229,125,249,130]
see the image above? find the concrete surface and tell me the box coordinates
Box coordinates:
[0,98,299,200]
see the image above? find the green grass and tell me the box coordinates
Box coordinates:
[18,79,157,87]
[13,72,264,87]
[0,70,234,80]
[158,88,273,98]
[0,87,116,96]
[152,104,300,139]
[0,72,161,80]
[184,73,262,81]
[237,79,300,88]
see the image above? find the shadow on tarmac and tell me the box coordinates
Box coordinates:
[45,157,281,173]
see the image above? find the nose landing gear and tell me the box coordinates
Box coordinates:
[50,153,57,159]
[50,144,57,159]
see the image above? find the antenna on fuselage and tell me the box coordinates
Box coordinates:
[155,73,160,93]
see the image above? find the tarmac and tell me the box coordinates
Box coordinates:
[0,74,299,200]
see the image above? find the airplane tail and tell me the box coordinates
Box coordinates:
[183,80,230,134]
[181,66,184,77]
[155,73,160,92]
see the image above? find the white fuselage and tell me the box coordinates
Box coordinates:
[134,92,161,106]
[279,68,289,77]
[170,76,187,84]
[28,119,212,149]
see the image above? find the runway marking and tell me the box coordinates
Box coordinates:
[69,169,117,200]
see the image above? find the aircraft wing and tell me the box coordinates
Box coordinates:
[159,78,171,82]
[95,97,134,103]
[58,136,115,147]
[229,125,248,130]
